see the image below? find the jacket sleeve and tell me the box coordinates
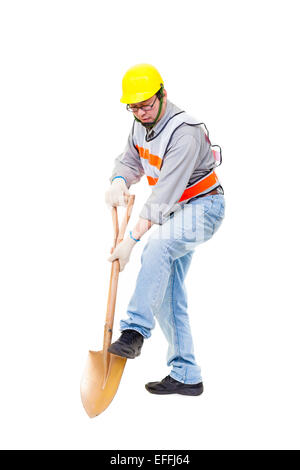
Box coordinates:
[110,126,145,188]
[139,133,201,224]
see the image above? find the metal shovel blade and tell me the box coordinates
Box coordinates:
[80,350,127,418]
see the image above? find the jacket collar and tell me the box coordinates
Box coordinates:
[143,100,185,141]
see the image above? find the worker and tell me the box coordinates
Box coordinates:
[105,64,225,396]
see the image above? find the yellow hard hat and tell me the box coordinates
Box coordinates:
[120,63,164,104]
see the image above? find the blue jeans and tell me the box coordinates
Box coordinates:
[120,194,225,384]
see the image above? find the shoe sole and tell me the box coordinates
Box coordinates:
[108,346,142,359]
[145,385,204,396]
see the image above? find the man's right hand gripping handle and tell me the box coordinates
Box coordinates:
[105,177,130,208]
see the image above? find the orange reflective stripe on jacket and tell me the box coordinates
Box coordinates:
[147,176,159,186]
[136,145,162,170]
[178,171,219,202]
[146,170,219,201]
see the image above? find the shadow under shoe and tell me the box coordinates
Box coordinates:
[108,329,144,359]
[145,375,204,396]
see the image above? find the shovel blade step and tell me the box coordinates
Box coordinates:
[80,350,126,418]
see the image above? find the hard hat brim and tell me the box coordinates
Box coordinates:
[120,88,160,105]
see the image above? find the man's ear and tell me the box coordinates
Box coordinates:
[162,88,167,104]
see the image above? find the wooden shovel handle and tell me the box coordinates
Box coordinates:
[111,195,135,248]
[103,195,135,351]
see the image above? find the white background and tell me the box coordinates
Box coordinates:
[0,0,299,450]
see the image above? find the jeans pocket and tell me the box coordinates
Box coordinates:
[217,198,225,220]
[203,197,215,214]
[191,195,214,214]
[212,199,225,234]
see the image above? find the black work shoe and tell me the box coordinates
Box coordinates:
[145,375,204,396]
[108,329,144,359]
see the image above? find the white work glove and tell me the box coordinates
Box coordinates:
[105,178,130,208]
[108,236,137,272]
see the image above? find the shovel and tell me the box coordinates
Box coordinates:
[80,194,135,417]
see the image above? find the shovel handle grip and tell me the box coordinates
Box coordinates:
[103,195,135,351]
[111,195,135,248]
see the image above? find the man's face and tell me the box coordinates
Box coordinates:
[128,94,161,124]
